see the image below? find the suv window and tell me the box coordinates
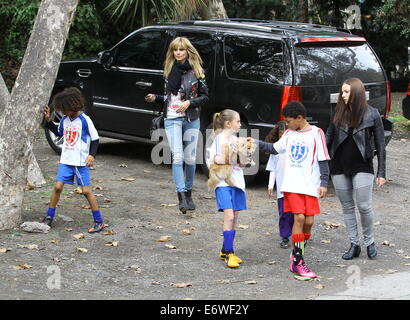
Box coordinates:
[296,43,385,85]
[115,31,167,69]
[176,32,214,71]
[224,36,283,84]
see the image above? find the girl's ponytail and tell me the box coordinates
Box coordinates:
[212,112,222,133]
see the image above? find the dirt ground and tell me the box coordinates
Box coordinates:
[0,119,409,301]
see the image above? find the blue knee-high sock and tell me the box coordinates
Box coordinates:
[46,207,56,219]
[92,210,102,223]
[223,230,236,253]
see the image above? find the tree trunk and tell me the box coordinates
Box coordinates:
[0,0,79,230]
[200,0,228,20]
[1,73,46,188]
[298,0,309,23]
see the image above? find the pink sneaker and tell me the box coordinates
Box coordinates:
[290,259,317,278]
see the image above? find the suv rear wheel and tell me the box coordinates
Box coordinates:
[45,108,63,154]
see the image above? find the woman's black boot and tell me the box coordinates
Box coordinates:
[367,242,377,259]
[185,190,195,211]
[177,192,188,214]
[342,243,361,260]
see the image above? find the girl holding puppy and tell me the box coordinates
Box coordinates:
[208,109,246,268]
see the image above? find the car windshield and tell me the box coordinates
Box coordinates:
[296,43,385,85]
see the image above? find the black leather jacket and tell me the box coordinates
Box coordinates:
[325,106,386,178]
[156,70,209,122]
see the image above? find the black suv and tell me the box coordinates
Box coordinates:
[47,19,393,176]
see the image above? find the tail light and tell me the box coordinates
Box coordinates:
[280,86,302,120]
[385,81,391,117]
[407,83,410,96]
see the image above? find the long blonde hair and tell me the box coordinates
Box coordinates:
[163,37,204,79]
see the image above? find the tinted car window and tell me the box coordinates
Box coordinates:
[296,43,384,85]
[115,31,167,69]
[176,32,214,71]
[224,36,283,84]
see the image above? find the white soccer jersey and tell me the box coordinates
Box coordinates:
[273,125,330,198]
[58,113,99,166]
[266,152,287,199]
[208,133,246,192]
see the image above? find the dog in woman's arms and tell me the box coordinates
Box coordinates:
[207,137,256,190]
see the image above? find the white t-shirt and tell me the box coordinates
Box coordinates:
[273,125,330,198]
[208,133,246,192]
[166,91,186,119]
[266,153,287,199]
[58,112,99,166]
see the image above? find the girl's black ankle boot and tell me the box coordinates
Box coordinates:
[342,243,361,260]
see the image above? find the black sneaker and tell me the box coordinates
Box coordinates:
[41,216,53,226]
[88,221,108,233]
[280,237,290,249]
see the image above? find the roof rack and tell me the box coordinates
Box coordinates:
[190,20,286,34]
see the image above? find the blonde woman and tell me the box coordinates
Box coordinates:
[145,37,208,213]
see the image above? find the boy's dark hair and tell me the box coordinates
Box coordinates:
[282,101,306,119]
[52,87,85,113]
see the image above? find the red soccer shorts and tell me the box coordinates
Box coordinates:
[284,192,320,216]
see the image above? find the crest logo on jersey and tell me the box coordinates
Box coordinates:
[290,139,308,164]
[64,126,80,147]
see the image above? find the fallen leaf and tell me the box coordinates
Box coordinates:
[53,257,60,263]
[321,239,331,244]
[129,265,141,272]
[105,241,119,247]
[103,230,116,235]
[403,256,410,259]
[65,227,73,232]
[13,264,32,270]
[160,203,177,207]
[315,284,325,289]
[73,233,85,240]
[238,224,249,229]
[104,198,112,203]
[74,187,83,194]
[246,280,257,285]
[49,240,59,244]
[165,244,177,249]
[335,264,347,268]
[182,229,192,235]
[0,248,12,253]
[17,244,39,250]
[80,204,91,209]
[152,281,161,285]
[95,193,104,197]
[121,177,135,182]
[294,275,312,281]
[171,283,192,288]
[158,236,171,242]
[143,170,152,173]
[119,163,128,168]
[322,221,342,229]
[396,250,405,254]
[94,186,104,191]
[382,241,395,247]
[77,248,88,253]
[267,261,277,265]
[386,269,397,274]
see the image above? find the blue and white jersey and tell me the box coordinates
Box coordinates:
[58,113,99,166]
[273,125,330,198]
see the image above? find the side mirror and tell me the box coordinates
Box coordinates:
[97,50,113,68]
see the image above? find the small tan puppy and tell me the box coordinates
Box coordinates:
[208,138,256,190]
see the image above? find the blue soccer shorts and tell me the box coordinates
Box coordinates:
[56,164,90,186]
[215,186,247,212]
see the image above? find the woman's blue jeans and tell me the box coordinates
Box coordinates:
[164,117,200,193]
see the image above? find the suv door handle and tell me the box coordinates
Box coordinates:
[77,69,92,78]
[135,81,152,88]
